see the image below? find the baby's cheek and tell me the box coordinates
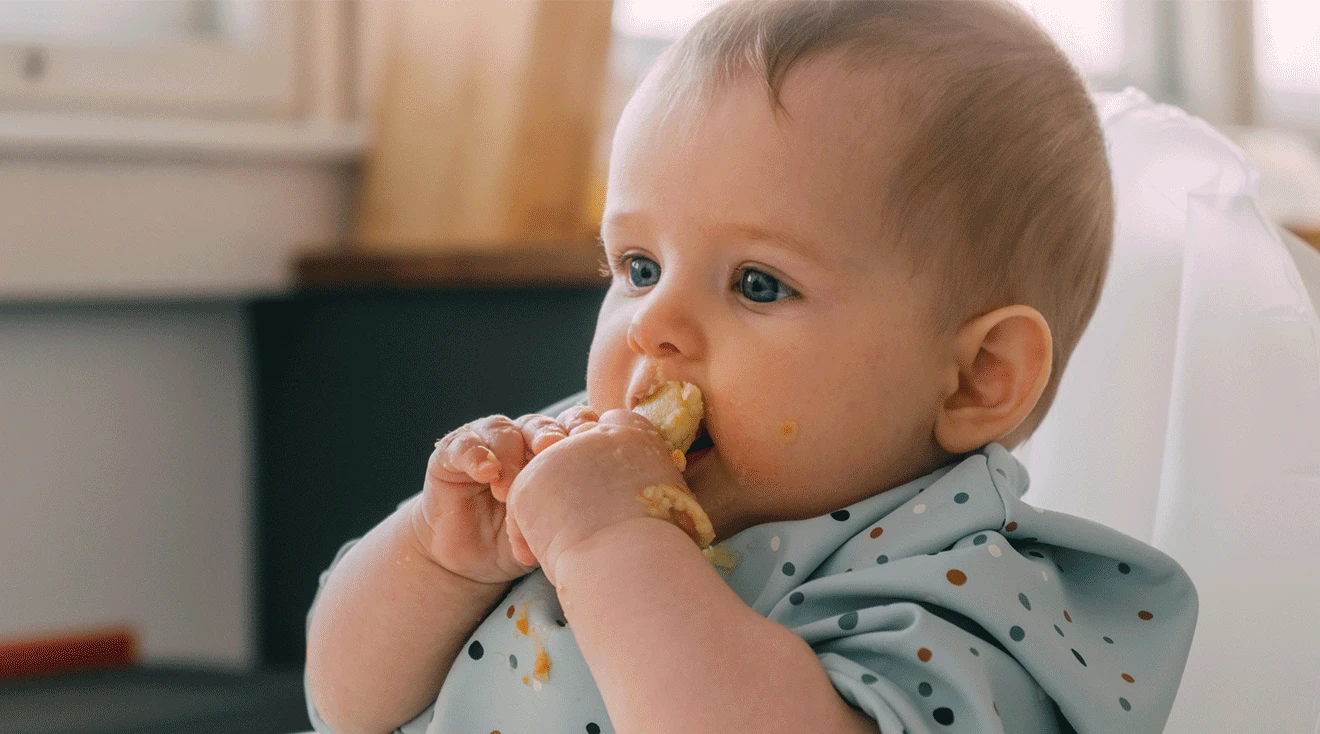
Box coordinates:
[723,415,812,489]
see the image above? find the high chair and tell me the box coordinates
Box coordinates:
[1017,88,1320,733]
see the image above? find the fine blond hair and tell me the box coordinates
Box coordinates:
[651,0,1113,444]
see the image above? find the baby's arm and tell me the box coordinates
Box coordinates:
[305,498,508,734]
[306,414,571,734]
[555,518,877,733]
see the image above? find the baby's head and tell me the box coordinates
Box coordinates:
[585,0,1112,538]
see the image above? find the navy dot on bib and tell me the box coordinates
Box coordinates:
[918,681,933,697]
[831,510,851,521]
[1018,593,1031,610]
[862,673,878,684]
[933,707,955,725]
[838,611,859,631]
[468,640,484,660]
[1055,624,1064,637]
[954,492,969,504]
[1027,550,1045,559]
[969,647,980,656]
[973,534,987,546]
[1009,626,1026,642]
[509,654,518,669]
[1120,697,1131,712]
[1104,636,1114,644]
[782,562,796,576]
[587,724,602,734]
[1072,649,1087,666]
[876,554,889,565]
[789,591,805,605]
[1118,562,1131,574]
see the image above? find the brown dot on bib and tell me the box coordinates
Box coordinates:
[946,569,967,586]
[1005,521,1019,532]
[918,647,933,662]
[1122,673,1135,683]
[1138,610,1154,621]
[870,527,884,539]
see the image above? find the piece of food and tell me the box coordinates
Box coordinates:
[636,484,716,548]
[632,380,715,548]
[632,381,704,453]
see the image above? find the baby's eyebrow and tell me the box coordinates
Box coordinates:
[601,212,831,268]
[708,221,829,266]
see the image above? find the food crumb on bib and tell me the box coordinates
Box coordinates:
[703,544,742,575]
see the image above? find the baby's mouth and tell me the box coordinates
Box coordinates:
[687,426,715,454]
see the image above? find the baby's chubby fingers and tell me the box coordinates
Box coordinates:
[556,405,599,435]
[430,425,498,485]
[513,413,568,455]
[431,416,527,495]
[596,408,663,434]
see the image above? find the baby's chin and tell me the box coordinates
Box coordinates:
[681,445,786,540]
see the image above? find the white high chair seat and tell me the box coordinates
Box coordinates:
[1018,88,1320,733]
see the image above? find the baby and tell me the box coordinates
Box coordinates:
[305,1,1197,732]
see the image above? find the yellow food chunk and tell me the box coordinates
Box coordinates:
[636,484,716,548]
[632,381,704,453]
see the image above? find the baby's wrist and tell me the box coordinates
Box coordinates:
[551,516,696,592]
[400,498,506,589]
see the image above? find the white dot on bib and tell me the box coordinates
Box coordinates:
[770,536,781,552]
[1034,505,1045,514]
[533,680,543,692]
[1042,570,1049,582]
[913,504,927,515]
[988,544,1002,558]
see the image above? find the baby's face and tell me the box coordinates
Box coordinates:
[587,58,952,539]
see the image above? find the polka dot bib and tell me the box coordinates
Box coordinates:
[306,444,1197,734]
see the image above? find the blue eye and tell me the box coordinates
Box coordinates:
[628,256,661,288]
[738,268,796,303]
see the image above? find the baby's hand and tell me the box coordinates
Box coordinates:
[412,413,578,585]
[505,409,689,586]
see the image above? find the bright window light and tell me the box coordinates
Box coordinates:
[1256,0,1320,94]
[614,0,1124,80]
[612,0,725,41]
[1009,0,1125,78]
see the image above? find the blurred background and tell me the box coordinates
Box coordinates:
[0,1,1315,732]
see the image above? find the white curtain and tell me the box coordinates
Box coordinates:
[1018,88,1320,732]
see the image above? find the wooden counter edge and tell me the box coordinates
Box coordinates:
[296,246,609,290]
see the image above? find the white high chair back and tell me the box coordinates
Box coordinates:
[1018,88,1320,733]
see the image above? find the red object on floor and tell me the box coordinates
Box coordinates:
[0,626,138,678]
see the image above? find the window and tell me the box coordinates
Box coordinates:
[0,0,311,119]
[1256,0,1320,130]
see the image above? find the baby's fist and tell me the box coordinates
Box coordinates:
[505,409,686,585]
[412,414,569,585]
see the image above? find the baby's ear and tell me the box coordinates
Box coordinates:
[934,305,1052,455]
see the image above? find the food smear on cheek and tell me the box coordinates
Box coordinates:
[779,421,799,443]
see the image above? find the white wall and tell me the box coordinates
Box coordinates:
[0,158,353,299]
[0,158,353,668]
